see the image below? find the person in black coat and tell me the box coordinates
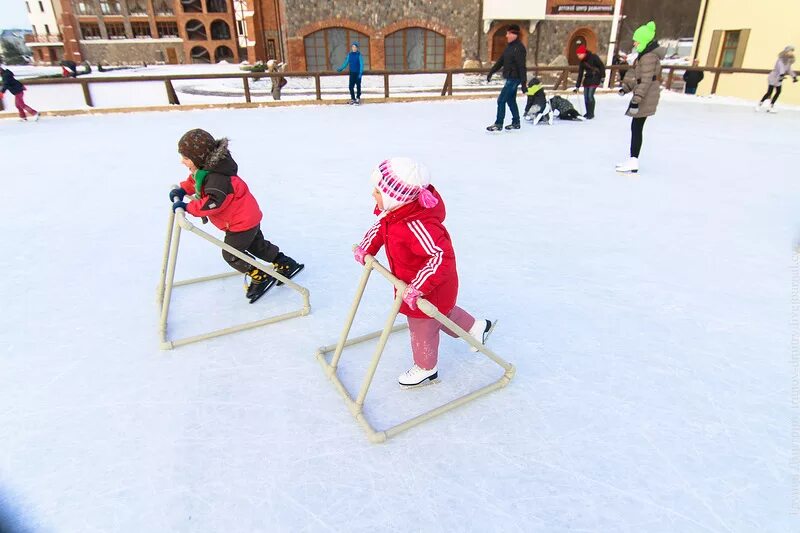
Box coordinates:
[682,59,704,94]
[0,66,39,121]
[573,45,605,119]
[486,24,527,131]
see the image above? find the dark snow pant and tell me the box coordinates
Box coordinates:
[583,86,598,118]
[223,224,280,274]
[559,109,582,121]
[630,117,647,158]
[496,79,521,125]
[349,73,361,100]
[761,84,782,104]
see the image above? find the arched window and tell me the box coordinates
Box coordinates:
[210,20,231,40]
[385,28,445,71]
[186,20,207,41]
[181,0,202,13]
[215,45,234,62]
[207,0,227,13]
[191,46,211,63]
[303,27,370,72]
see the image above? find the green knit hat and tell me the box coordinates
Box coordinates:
[632,21,656,53]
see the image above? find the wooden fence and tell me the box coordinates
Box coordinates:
[0,64,774,113]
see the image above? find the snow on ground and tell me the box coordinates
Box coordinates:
[1,94,799,532]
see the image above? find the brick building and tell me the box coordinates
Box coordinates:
[240,0,618,70]
[37,0,241,65]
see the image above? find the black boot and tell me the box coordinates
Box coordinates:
[246,268,276,303]
[504,122,520,130]
[271,253,304,286]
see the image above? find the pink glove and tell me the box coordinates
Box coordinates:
[354,246,367,265]
[402,286,423,310]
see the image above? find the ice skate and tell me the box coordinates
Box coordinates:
[398,364,439,387]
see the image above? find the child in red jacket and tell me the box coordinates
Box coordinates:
[354,157,494,387]
[170,129,303,303]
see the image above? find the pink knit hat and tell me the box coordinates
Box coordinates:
[371,157,439,212]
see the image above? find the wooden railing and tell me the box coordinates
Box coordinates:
[0,65,775,113]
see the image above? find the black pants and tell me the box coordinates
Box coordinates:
[560,109,582,121]
[630,117,647,158]
[223,224,280,274]
[349,73,361,100]
[760,84,782,104]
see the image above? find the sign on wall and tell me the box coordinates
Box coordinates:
[548,0,615,15]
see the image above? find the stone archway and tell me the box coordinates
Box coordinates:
[488,22,528,63]
[566,27,598,65]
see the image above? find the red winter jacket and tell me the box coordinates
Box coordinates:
[179,151,262,233]
[359,185,458,318]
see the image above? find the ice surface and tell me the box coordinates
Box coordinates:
[0,93,799,532]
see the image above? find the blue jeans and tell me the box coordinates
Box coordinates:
[495,79,521,125]
[685,86,697,95]
[349,73,361,100]
[583,86,597,117]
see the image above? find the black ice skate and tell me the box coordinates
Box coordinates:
[486,123,503,132]
[504,122,520,130]
[246,268,277,304]
[271,253,304,286]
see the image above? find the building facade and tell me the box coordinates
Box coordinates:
[32,0,242,65]
[692,0,800,104]
[240,0,618,70]
[24,0,65,64]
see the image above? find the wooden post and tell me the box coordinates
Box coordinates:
[711,70,721,94]
[80,80,93,107]
[666,68,674,90]
[384,73,389,98]
[608,67,616,88]
[440,72,452,96]
[315,74,321,100]
[243,77,251,103]
[164,79,180,105]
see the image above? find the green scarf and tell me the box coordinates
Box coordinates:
[526,83,543,96]
[193,169,209,199]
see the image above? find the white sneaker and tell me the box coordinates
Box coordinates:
[616,157,639,173]
[398,364,438,387]
[468,319,497,352]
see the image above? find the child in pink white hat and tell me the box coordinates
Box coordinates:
[354,157,495,387]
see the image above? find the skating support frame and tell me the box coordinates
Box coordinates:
[315,253,515,443]
[156,203,310,350]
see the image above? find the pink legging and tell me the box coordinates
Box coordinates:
[408,305,476,370]
[15,92,37,119]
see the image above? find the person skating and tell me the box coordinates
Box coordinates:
[337,42,364,105]
[617,21,665,174]
[486,24,527,131]
[756,45,796,112]
[170,129,303,303]
[0,66,39,122]
[523,77,553,124]
[682,59,704,95]
[573,45,605,119]
[354,158,495,387]
[548,95,585,121]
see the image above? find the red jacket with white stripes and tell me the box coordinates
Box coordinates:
[359,185,458,318]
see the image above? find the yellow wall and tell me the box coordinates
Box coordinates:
[692,0,800,104]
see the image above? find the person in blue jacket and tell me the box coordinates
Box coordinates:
[337,42,364,104]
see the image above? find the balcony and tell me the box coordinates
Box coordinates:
[25,34,64,44]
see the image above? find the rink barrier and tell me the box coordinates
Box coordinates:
[315,252,515,444]
[0,65,774,115]
[156,192,310,350]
